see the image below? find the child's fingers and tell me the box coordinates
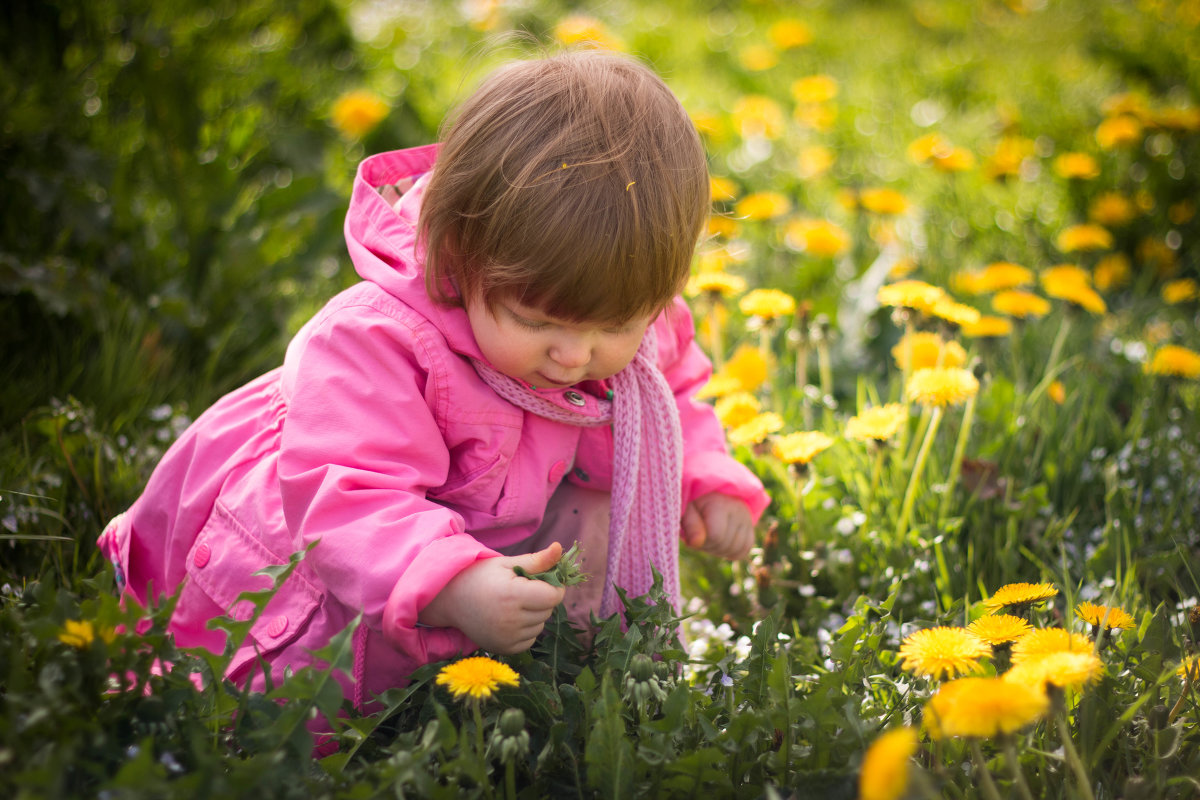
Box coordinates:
[514,541,563,575]
[681,503,707,548]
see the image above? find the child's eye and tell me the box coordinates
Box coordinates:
[509,310,549,330]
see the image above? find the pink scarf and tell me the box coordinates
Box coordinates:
[472,327,683,617]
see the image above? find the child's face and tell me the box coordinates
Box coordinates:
[466,296,653,389]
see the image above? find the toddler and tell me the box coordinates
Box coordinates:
[100,49,768,711]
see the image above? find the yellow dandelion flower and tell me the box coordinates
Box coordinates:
[1138,236,1178,279]
[436,656,520,701]
[784,218,851,258]
[728,412,784,448]
[1041,264,1092,287]
[710,176,738,203]
[690,109,726,141]
[768,18,813,49]
[1145,345,1200,379]
[1011,628,1093,665]
[1089,192,1137,227]
[1154,106,1200,132]
[1042,275,1107,314]
[707,215,739,239]
[877,280,946,314]
[967,614,1033,645]
[732,95,785,140]
[1096,114,1143,149]
[930,298,982,328]
[1162,278,1199,305]
[1057,224,1113,253]
[58,619,117,648]
[846,404,908,443]
[1075,602,1136,631]
[979,262,1035,292]
[791,74,839,104]
[858,727,918,800]
[888,258,918,280]
[772,431,835,465]
[1101,91,1151,120]
[1052,152,1101,180]
[1179,656,1200,681]
[697,373,744,400]
[924,677,1049,740]
[734,191,791,220]
[686,271,747,298]
[906,367,979,407]
[962,315,1013,338]
[1093,254,1131,291]
[794,102,837,132]
[1047,380,1066,405]
[1003,650,1104,692]
[553,15,623,49]
[797,145,835,180]
[983,135,1035,180]
[722,344,770,392]
[907,132,952,164]
[984,582,1058,613]
[992,290,1051,319]
[331,90,389,139]
[714,392,761,429]
[1169,199,1196,226]
[931,146,975,172]
[892,332,967,371]
[859,188,910,216]
[899,627,992,680]
[739,288,796,320]
[738,44,778,72]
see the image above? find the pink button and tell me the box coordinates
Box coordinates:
[193,542,211,568]
[266,615,288,638]
[548,460,567,483]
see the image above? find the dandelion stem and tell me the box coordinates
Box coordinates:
[865,443,886,519]
[937,391,976,526]
[1055,707,1096,800]
[1000,734,1035,800]
[1041,311,1073,391]
[707,298,725,370]
[896,406,943,542]
[969,739,1004,800]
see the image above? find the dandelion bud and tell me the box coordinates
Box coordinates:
[630,653,655,683]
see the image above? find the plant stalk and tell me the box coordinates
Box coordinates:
[896,406,943,542]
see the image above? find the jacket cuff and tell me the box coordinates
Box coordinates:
[683,450,771,522]
[381,534,500,662]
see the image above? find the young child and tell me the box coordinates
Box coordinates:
[99,49,768,710]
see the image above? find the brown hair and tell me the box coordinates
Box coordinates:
[418,49,709,324]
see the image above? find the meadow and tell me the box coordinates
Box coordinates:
[1,0,1198,797]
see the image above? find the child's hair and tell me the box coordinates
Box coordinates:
[419,48,709,324]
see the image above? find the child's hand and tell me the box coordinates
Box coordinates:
[418,543,566,654]
[681,492,754,561]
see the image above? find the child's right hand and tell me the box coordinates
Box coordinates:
[417,543,566,654]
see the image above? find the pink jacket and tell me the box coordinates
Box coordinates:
[101,144,769,707]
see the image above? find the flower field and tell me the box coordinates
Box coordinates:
[1,1,1198,798]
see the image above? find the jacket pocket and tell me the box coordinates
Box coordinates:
[428,416,522,517]
[185,501,323,681]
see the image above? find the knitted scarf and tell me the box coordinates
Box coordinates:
[472,327,683,617]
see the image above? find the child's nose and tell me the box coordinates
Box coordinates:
[549,336,591,368]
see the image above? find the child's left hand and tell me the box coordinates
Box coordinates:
[681,492,754,561]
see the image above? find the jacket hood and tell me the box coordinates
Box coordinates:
[344,145,485,361]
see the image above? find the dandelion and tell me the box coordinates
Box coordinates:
[930,298,982,328]
[858,727,918,800]
[731,95,785,140]
[791,74,839,104]
[846,404,907,443]
[1096,114,1143,149]
[1011,628,1093,664]
[859,188,909,215]
[1089,192,1137,227]
[1179,655,1199,681]
[976,262,1036,293]
[1042,275,1107,314]
[923,677,1048,739]
[1162,278,1199,305]
[734,191,791,220]
[983,135,1035,180]
[1138,236,1178,278]
[721,344,770,392]
[1145,345,1200,379]
[992,290,1051,319]
[967,614,1033,645]
[1056,223,1113,253]
[907,132,953,164]
[767,18,813,49]
[738,44,778,72]
[714,392,761,429]
[906,367,979,407]
[728,412,784,448]
[58,619,116,648]
[1047,380,1066,405]
[1093,254,1132,291]
[794,103,837,131]
[984,582,1058,614]
[899,627,992,680]
[1041,264,1093,287]
[891,332,967,371]
[1075,602,1136,631]
[553,15,623,49]
[1004,650,1104,692]
[877,280,946,314]
[784,218,851,258]
[709,176,738,203]
[707,215,739,239]
[686,271,746,298]
[772,431,834,465]
[330,90,389,139]
[436,656,520,701]
[739,288,796,320]
[797,145,835,179]
[1052,151,1101,180]
[962,315,1013,338]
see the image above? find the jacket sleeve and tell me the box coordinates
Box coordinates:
[277,301,497,665]
[657,297,771,521]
